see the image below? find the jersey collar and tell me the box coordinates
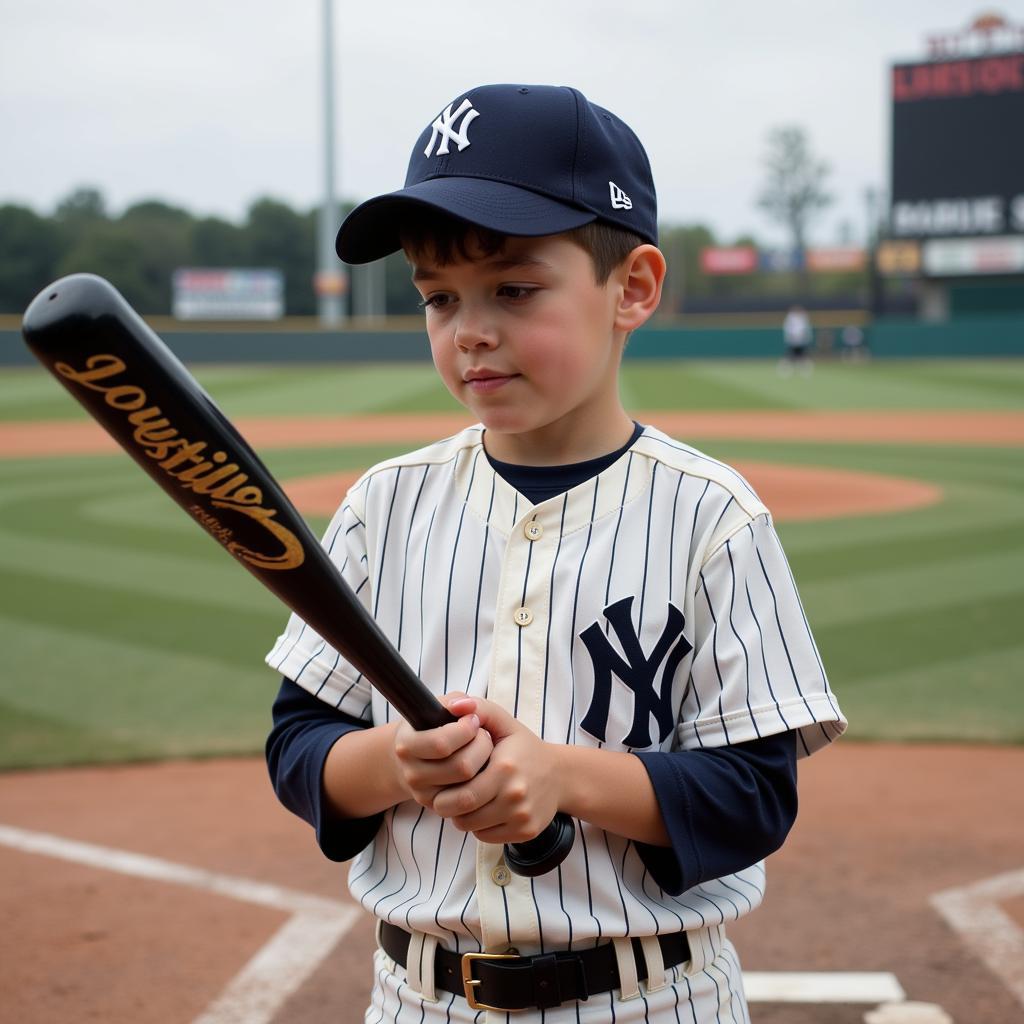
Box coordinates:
[457,427,652,537]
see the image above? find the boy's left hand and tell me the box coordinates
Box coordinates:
[431,696,562,845]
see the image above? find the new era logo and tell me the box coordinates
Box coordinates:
[424,98,480,158]
[609,181,633,210]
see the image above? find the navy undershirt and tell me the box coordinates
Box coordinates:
[483,421,645,504]
[266,425,798,895]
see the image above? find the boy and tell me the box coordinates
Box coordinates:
[266,83,846,1022]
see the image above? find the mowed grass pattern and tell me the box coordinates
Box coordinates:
[0,359,1021,768]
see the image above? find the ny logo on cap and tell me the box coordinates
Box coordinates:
[424,98,480,158]
[609,181,633,210]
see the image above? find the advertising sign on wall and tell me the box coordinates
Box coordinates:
[173,269,284,320]
[699,247,758,275]
[922,236,1024,276]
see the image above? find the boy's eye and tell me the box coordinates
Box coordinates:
[498,285,536,301]
[418,293,453,310]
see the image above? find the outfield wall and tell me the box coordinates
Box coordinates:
[1,314,1022,365]
[629,315,1024,359]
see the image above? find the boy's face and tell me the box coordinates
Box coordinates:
[408,233,633,465]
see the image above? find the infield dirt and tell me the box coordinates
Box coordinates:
[2,745,1023,1023]
[2,408,1023,458]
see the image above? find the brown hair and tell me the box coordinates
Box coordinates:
[399,207,646,283]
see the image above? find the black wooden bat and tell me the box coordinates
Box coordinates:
[21,273,574,877]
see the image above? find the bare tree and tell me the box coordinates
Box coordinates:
[756,126,833,265]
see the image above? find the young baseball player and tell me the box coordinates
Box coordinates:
[266,83,846,1022]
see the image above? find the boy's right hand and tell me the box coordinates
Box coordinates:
[392,693,493,811]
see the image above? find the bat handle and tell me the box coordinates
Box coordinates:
[503,812,576,877]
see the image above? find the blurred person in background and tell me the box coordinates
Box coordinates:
[780,304,813,377]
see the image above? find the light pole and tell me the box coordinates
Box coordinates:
[316,0,345,326]
[864,186,884,318]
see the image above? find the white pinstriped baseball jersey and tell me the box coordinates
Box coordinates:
[266,423,846,1015]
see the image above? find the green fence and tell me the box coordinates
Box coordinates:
[2,314,1023,366]
[866,315,1024,357]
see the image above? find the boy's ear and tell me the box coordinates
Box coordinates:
[613,245,667,333]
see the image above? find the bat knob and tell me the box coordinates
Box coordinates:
[502,812,576,877]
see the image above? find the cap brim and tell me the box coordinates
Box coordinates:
[335,177,597,264]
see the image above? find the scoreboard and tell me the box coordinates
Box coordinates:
[890,52,1024,241]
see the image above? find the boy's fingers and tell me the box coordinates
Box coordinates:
[469,699,519,740]
[439,692,477,716]
[453,801,531,839]
[397,713,481,761]
[434,775,498,821]
[433,783,482,820]
[405,729,493,789]
[447,697,478,717]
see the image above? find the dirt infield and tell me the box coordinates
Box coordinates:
[2,744,1023,1023]
[0,409,968,526]
[2,409,1024,458]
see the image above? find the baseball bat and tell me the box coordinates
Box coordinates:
[21,273,574,878]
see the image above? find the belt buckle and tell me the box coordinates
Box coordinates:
[461,951,523,1012]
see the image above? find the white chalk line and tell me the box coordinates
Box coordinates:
[0,823,360,1024]
[931,866,1024,1009]
[2,822,911,1014]
[744,971,904,1002]
[191,912,358,1024]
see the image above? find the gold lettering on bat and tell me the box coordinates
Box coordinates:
[54,353,127,390]
[128,407,180,449]
[56,354,305,571]
[217,501,306,569]
[159,440,210,472]
[104,385,148,410]
[189,505,235,543]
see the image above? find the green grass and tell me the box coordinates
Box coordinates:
[0,363,462,421]
[5,357,1024,422]
[0,358,1022,768]
[625,358,1024,410]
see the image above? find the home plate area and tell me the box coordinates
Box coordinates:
[0,820,929,1023]
[2,744,1023,1023]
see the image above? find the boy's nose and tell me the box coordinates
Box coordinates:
[453,311,498,351]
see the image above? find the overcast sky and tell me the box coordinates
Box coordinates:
[0,1,1017,247]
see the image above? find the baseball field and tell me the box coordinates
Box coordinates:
[2,354,1023,1023]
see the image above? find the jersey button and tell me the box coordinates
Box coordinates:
[524,521,543,541]
[513,607,533,627]
[491,864,512,886]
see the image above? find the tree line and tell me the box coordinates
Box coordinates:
[1,131,863,317]
[0,188,323,316]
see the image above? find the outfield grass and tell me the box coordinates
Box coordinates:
[1,358,1022,769]
[4,358,1024,422]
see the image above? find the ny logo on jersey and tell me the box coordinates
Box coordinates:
[608,181,633,210]
[579,597,692,748]
[424,98,480,158]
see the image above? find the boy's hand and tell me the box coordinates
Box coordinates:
[431,697,562,845]
[392,693,494,810]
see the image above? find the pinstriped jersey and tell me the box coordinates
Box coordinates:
[266,424,846,956]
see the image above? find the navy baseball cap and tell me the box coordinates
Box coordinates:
[336,83,658,264]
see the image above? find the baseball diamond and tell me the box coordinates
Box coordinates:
[0,357,1022,1023]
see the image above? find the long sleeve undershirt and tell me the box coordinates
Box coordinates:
[266,677,797,895]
